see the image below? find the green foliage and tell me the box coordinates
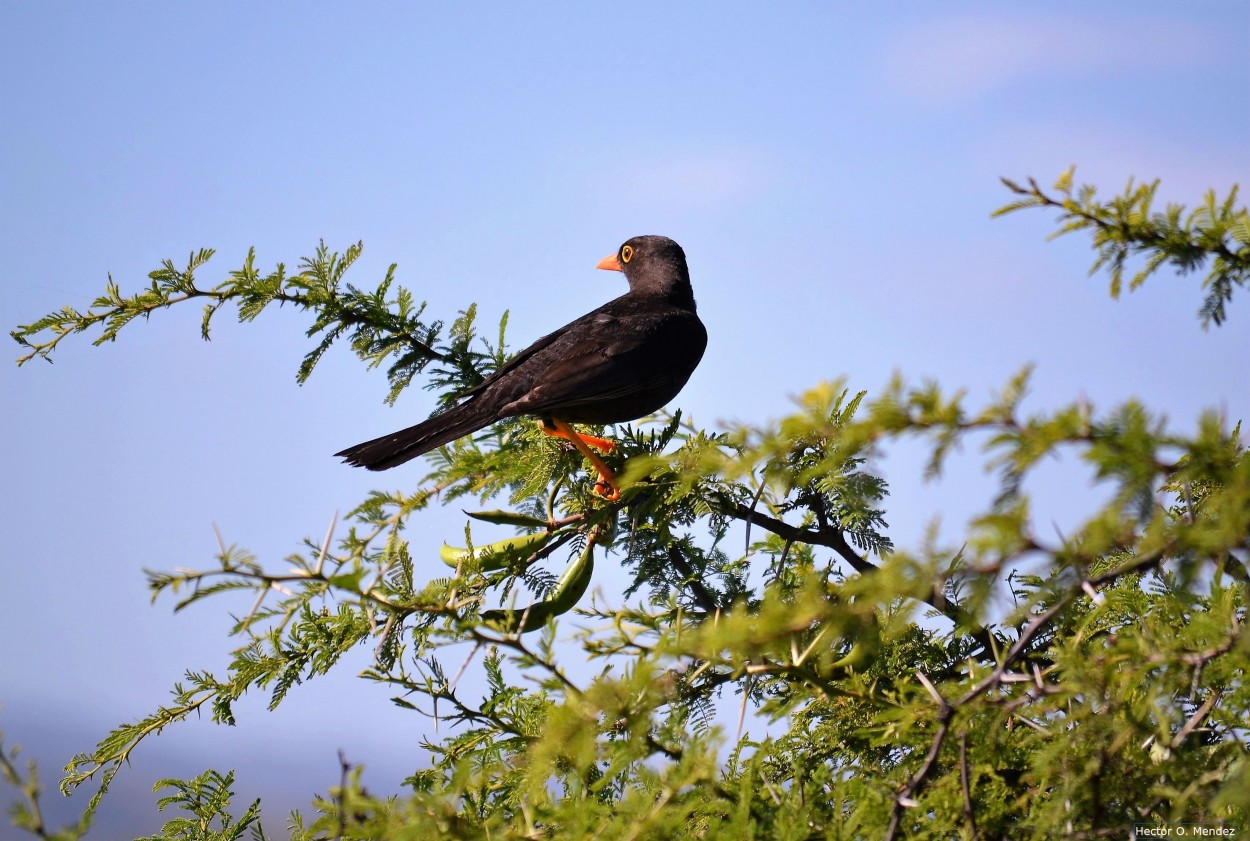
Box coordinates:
[137,770,264,841]
[996,167,1250,326]
[1,734,91,841]
[6,174,1249,839]
[9,242,446,406]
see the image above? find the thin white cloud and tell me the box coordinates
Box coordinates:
[882,13,1213,104]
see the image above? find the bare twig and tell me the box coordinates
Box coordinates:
[722,500,1002,657]
[335,750,351,840]
[886,712,952,841]
[743,473,767,555]
[1172,692,1221,748]
[960,731,980,841]
[667,545,722,614]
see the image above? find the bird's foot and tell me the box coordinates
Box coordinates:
[538,420,616,452]
[541,418,622,502]
[593,478,621,502]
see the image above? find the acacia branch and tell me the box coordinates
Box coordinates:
[666,545,723,615]
[721,501,1002,657]
[960,732,980,841]
[885,706,953,841]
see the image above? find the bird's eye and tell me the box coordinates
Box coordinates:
[621,245,634,263]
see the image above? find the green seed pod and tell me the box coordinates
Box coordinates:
[544,536,597,613]
[481,602,557,634]
[480,537,597,633]
[439,530,555,571]
[465,509,551,528]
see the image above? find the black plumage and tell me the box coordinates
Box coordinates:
[335,235,706,473]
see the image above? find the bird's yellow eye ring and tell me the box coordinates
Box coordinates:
[621,245,634,263]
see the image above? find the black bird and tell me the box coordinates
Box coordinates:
[335,235,706,499]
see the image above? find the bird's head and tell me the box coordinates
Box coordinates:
[597,235,693,302]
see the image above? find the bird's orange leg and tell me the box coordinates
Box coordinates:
[539,418,616,454]
[540,418,620,501]
[540,422,615,453]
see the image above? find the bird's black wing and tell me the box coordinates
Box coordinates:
[500,304,706,421]
[453,295,629,404]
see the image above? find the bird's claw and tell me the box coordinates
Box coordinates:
[593,480,621,502]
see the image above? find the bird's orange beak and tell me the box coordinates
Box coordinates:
[596,254,622,272]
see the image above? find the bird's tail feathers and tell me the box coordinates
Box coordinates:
[335,401,498,471]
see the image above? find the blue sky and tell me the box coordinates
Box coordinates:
[3,2,1248,835]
